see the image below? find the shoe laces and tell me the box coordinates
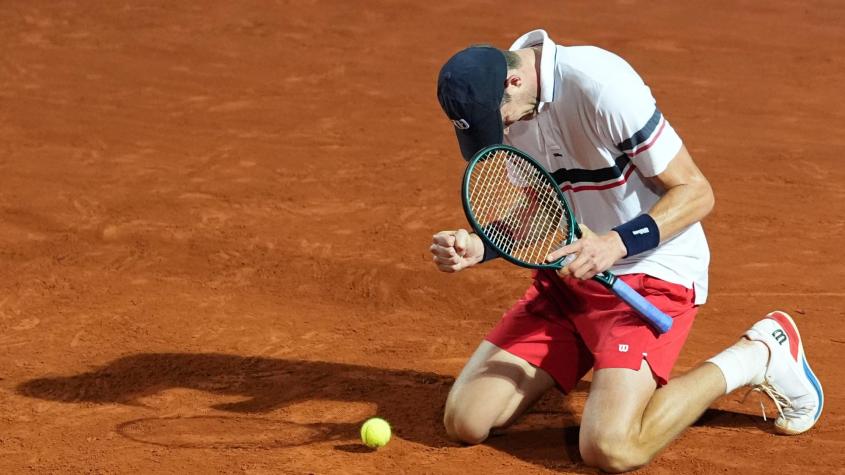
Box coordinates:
[747,383,815,421]
[745,383,790,422]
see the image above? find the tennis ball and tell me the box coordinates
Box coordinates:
[360,417,391,448]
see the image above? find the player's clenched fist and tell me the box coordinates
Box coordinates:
[430,229,485,272]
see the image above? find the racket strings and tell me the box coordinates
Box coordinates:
[468,149,569,264]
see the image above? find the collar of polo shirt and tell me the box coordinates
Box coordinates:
[509,29,559,113]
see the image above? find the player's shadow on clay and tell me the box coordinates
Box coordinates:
[16,353,764,472]
[16,354,447,445]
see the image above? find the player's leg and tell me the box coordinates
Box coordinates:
[568,273,708,471]
[579,310,823,472]
[444,340,555,444]
[579,359,726,472]
[445,275,593,445]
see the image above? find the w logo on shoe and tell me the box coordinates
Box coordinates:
[772,328,787,345]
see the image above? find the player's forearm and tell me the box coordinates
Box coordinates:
[648,178,714,241]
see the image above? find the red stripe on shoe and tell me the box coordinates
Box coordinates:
[767,311,799,360]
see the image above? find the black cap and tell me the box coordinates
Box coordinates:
[437,46,507,160]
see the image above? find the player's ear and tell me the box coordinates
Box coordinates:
[504,75,522,88]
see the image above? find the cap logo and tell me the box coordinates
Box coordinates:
[451,119,470,130]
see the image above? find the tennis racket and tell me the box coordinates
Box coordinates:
[461,144,673,334]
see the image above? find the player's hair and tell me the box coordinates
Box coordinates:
[503,50,521,70]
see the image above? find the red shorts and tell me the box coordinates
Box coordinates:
[485,270,697,392]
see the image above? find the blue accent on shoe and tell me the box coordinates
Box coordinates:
[802,356,824,420]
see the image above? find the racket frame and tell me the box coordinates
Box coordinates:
[462,144,616,286]
[462,144,573,268]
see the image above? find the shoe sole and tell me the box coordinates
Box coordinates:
[767,310,824,434]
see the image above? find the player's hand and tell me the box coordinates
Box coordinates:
[430,229,484,272]
[545,225,627,280]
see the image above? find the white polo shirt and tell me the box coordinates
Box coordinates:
[505,29,710,304]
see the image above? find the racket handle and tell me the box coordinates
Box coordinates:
[557,231,671,332]
[607,277,674,334]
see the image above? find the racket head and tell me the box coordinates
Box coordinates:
[462,144,577,269]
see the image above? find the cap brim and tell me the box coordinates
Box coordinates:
[455,111,503,161]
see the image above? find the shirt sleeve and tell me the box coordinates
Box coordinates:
[595,80,683,177]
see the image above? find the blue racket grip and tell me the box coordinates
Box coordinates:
[609,278,673,334]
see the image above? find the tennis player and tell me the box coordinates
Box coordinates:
[430,29,822,472]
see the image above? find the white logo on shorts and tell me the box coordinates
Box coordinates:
[451,118,470,130]
[618,344,629,353]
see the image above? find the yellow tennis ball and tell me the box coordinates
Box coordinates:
[360,417,391,448]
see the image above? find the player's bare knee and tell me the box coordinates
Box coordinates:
[581,433,650,473]
[450,420,490,445]
[582,447,648,473]
[443,406,490,445]
[444,387,489,444]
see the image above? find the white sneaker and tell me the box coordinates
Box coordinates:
[744,310,824,435]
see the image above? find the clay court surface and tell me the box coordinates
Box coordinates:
[1,0,844,473]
